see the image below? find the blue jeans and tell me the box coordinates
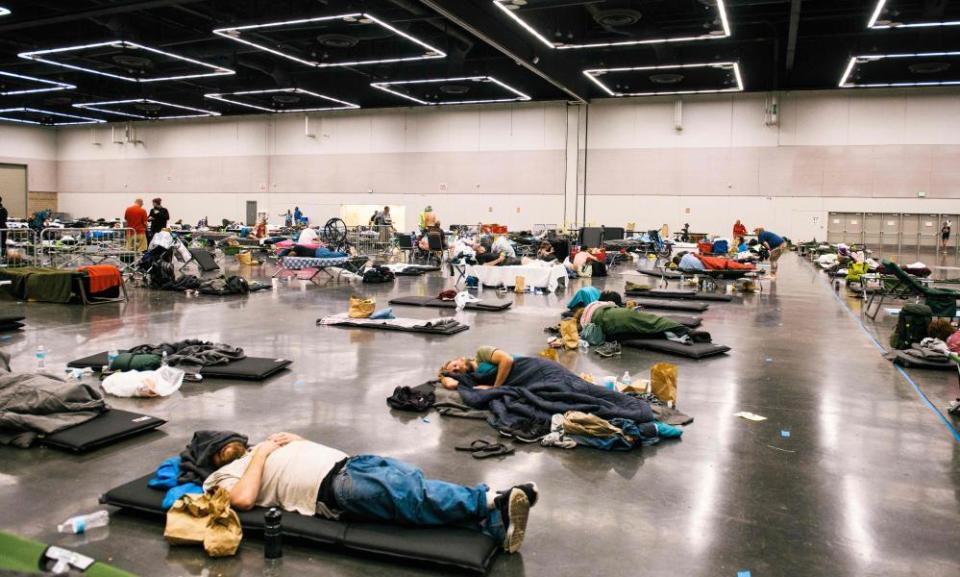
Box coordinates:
[332,455,504,542]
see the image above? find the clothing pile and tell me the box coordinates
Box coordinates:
[901,337,953,362]
[129,340,246,367]
[386,382,436,412]
[540,411,682,451]
[0,351,107,447]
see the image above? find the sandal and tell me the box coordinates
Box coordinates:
[455,439,515,459]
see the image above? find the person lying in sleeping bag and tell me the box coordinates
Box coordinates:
[204,432,538,554]
[439,346,515,389]
[578,296,693,342]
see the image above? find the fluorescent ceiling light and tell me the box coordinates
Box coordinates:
[19,41,234,83]
[74,99,220,120]
[204,88,359,113]
[0,7,10,17]
[213,13,445,68]
[0,107,104,126]
[370,76,531,106]
[492,0,731,50]
[0,71,75,96]
[867,0,960,29]
[839,52,960,88]
[583,62,744,97]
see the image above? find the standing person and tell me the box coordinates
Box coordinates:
[733,219,747,239]
[941,220,952,251]
[370,206,393,243]
[420,206,439,231]
[754,227,786,277]
[0,197,7,258]
[294,206,302,225]
[148,198,169,241]
[123,198,148,252]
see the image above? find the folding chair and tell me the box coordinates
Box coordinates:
[426,231,445,266]
[865,260,959,319]
[395,233,416,263]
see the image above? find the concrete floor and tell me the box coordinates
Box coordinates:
[1,254,959,577]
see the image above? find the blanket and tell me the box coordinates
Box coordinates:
[0,267,75,303]
[451,357,654,434]
[0,371,106,447]
[697,256,755,271]
[78,265,122,293]
[128,340,246,367]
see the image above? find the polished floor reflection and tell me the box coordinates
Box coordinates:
[0,254,958,577]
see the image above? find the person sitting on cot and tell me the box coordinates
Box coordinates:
[536,241,557,262]
[475,245,521,267]
[564,248,599,277]
[204,432,538,554]
[439,346,514,390]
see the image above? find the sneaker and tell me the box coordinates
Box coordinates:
[495,488,531,553]
[503,482,539,507]
[594,341,622,358]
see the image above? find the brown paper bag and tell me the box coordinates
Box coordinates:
[650,363,678,405]
[559,318,580,350]
[539,347,559,362]
[204,487,243,558]
[348,296,376,319]
[514,276,526,293]
[164,492,212,546]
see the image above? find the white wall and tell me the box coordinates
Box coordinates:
[0,123,58,195]
[51,88,960,240]
[56,103,568,230]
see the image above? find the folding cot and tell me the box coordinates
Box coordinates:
[626,287,734,302]
[863,260,959,320]
[0,266,127,305]
[273,255,367,284]
[100,475,499,573]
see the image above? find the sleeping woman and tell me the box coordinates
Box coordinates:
[440,346,514,390]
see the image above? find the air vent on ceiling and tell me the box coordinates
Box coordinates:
[316,34,359,48]
[112,54,153,69]
[592,9,642,28]
[908,62,951,74]
[272,93,301,104]
[439,84,470,95]
[134,102,163,113]
[650,73,685,84]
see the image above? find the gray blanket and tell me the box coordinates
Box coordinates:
[128,339,245,367]
[0,371,106,447]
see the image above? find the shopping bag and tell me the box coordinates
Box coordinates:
[203,487,243,557]
[164,493,211,545]
[514,276,526,293]
[650,363,678,406]
[348,296,376,319]
[559,318,580,350]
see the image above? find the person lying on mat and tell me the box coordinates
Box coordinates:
[204,432,538,553]
[575,292,709,344]
[674,252,755,271]
[673,252,706,271]
[440,346,515,390]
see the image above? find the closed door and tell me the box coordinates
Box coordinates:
[844,214,863,245]
[901,214,920,247]
[0,164,27,219]
[245,201,257,226]
[827,212,845,243]
[863,213,882,247]
[881,214,901,251]
[919,214,940,252]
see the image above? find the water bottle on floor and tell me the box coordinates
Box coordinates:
[35,345,46,370]
[621,371,632,389]
[161,350,168,366]
[578,339,589,353]
[107,349,119,369]
[57,510,109,534]
[264,508,282,559]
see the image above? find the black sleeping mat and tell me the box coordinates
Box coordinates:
[887,350,958,371]
[101,475,498,574]
[42,409,165,452]
[390,295,512,312]
[392,265,441,277]
[0,314,25,331]
[633,269,682,280]
[319,319,469,336]
[626,289,734,302]
[662,315,702,328]
[67,353,291,381]
[630,299,709,312]
[620,339,731,359]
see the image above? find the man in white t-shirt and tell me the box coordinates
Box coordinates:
[297,227,319,245]
[204,432,539,553]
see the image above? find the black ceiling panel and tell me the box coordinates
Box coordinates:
[0,0,955,122]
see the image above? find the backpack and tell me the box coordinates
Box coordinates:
[362,266,395,284]
[889,303,933,350]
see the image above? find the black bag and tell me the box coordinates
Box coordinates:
[362,266,395,284]
[163,275,201,291]
[889,303,933,350]
[386,382,436,412]
[226,276,250,294]
[590,260,608,277]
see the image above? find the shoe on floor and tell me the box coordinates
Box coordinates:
[500,482,539,507]
[496,487,531,553]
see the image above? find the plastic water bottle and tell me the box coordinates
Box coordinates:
[161,351,168,366]
[107,349,119,368]
[57,510,109,534]
[35,345,46,370]
[578,339,589,353]
[621,371,632,388]
[264,508,283,559]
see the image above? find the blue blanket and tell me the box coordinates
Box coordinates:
[451,357,655,434]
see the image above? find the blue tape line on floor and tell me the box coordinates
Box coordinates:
[822,267,960,442]
[737,571,752,577]
[780,430,791,438]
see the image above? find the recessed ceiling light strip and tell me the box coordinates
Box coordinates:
[204,88,359,113]
[0,107,104,125]
[583,62,744,97]
[0,70,75,96]
[370,76,531,106]
[867,0,960,28]
[0,7,10,17]
[839,52,960,87]
[74,98,220,119]
[18,41,234,83]
[492,0,731,50]
[213,13,446,69]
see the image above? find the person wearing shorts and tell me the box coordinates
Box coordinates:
[941,221,952,251]
[755,227,786,276]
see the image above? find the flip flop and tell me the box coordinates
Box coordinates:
[455,439,498,452]
[471,443,515,459]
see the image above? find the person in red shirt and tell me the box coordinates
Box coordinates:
[733,219,747,239]
[124,198,149,252]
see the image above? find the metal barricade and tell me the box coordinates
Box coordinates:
[347,225,394,259]
[40,227,140,272]
[0,228,38,268]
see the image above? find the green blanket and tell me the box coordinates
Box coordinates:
[0,267,76,303]
[592,307,684,338]
[0,531,137,576]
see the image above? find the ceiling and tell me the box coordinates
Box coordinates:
[0,0,958,124]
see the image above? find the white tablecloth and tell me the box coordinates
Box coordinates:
[465,263,568,292]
